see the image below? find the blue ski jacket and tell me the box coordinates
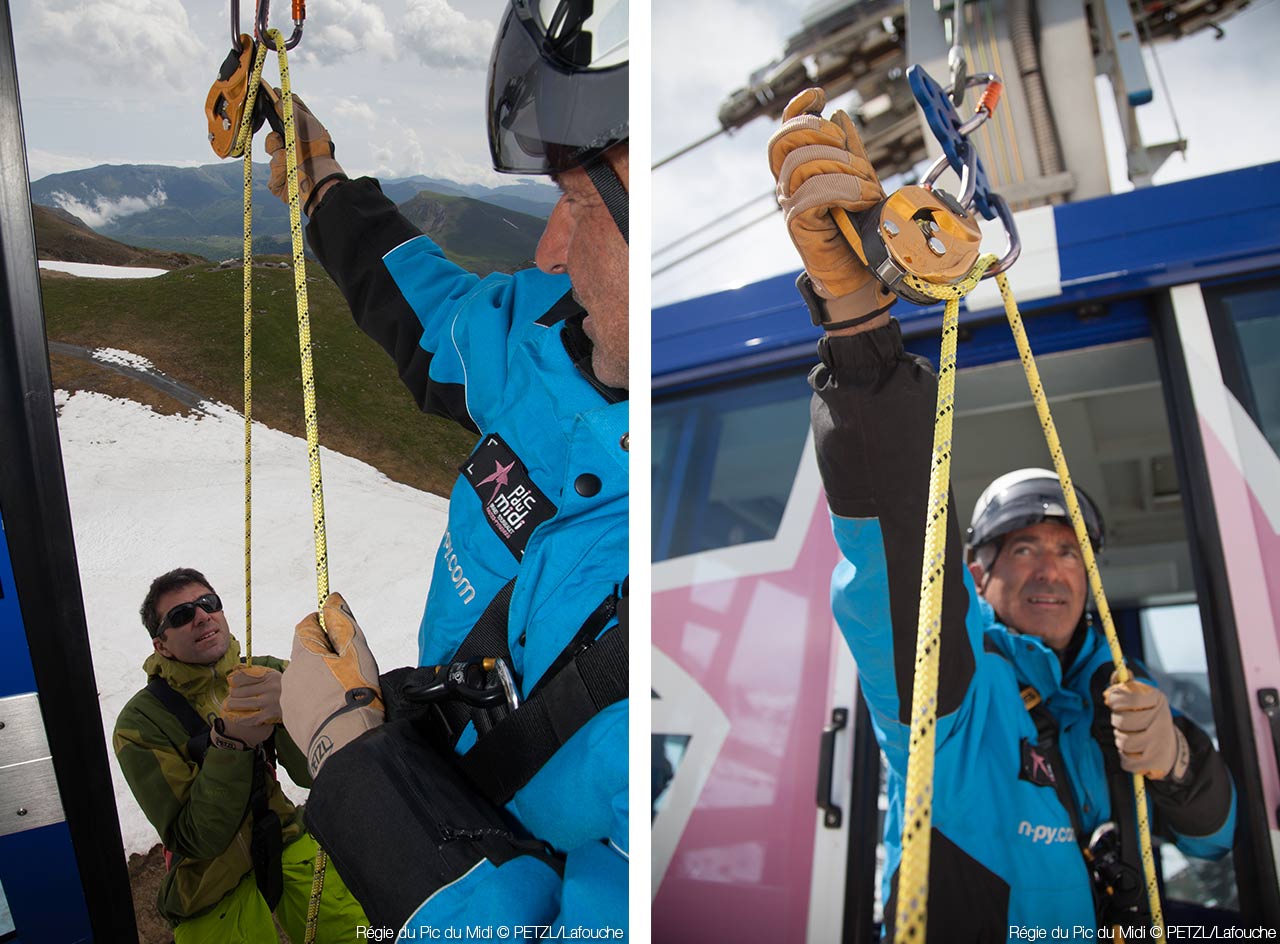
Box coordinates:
[305,179,628,937]
[810,320,1235,939]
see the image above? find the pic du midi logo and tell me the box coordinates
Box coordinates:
[461,433,556,561]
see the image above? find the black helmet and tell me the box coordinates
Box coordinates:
[967,468,1105,554]
[486,0,627,175]
[486,0,628,242]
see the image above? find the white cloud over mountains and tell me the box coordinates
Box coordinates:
[27,0,207,89]
[50,186,168,229]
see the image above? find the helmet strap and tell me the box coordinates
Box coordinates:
[583,153,629,244]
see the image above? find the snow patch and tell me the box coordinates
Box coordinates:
[39,261,168,279]
[91,348,156,372]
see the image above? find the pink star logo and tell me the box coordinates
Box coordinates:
[476,459,515,499]
[1029,746,1056,785]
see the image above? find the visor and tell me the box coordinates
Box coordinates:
[487,0,629,175]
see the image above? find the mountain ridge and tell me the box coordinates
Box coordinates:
[30,162,554,275]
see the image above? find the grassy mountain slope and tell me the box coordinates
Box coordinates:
[34,205,207,268]
[40,262,476,496]
[398,190,544,274]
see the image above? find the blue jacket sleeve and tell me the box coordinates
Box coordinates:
[306,177,574,432]
[810,320,981,748]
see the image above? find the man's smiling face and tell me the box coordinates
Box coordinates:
[969,521,1088,651]
[152,582,231,665]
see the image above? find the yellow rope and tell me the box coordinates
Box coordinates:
[890,258,1165,937]
[996,274,1164,934]
[235,40,270,664]
[232,31,328,941]
[892,254,995,943]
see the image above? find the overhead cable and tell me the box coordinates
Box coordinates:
[651,205,780,278]
[652,188,775,258]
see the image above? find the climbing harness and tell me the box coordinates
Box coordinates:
[206,3,331,938]
[837,63,1164,941]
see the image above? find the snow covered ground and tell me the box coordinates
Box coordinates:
[39,260,168,278]
[55,384,450,856]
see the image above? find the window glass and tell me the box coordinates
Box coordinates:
[1141,603,1239,912]
[0,877,11,936]
[1205,277,1280,457]
[652,371,811,561]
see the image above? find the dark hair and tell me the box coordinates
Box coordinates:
[141,568,216,638]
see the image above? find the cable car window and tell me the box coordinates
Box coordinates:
[1204,277,1280,457]
[1140,603,1240,914]
[653,370,811,562]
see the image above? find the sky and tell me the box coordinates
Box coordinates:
[651,0,1280,307]
[11,0,511,186]
[52,358,447,855]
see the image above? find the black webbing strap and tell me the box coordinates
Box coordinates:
[979,642,1088,849]
[583,153,628,245]
[144,674,282,909]
[436,577,518,744]
[146,675,210,766]
[248,753,284,910]
[1024,692,1089,850]
[458,619,628,806]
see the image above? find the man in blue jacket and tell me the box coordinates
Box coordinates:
[266,1,629,937]
[769,88,1235,938]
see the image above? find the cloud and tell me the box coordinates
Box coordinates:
[332,97,376,124]
[27,0,207,89]
[294,0,396,63]
[401,0,495,70]
[49,186,168,229]
[368,120,503,186]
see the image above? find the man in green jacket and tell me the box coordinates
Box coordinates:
[113,567,366,942]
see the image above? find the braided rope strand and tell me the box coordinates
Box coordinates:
[892,257,1164,936]
[997,273,1164,934]
[236,40,269,663]
[267,30,331,935]
[892,255,996,942]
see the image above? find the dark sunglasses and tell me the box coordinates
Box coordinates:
[158,593,223,634]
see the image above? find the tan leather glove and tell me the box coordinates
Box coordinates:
[212,707,275,750]
[222,663,283,725]
[281,592,384,777]
[261,88,346,215]
[1104,675,1190,781]
[767,88,890,303]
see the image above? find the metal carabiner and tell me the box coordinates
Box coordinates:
[908,64,1019,280]
[255,0,305,51]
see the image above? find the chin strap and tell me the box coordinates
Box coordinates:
[583,153,628,245]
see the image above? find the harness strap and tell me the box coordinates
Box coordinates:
[458,619,628,806]
[144,674,283,909]
[1022,685,1088,849]
[249,752,284,910]
[146,676,211,766]
[436,576,518,746]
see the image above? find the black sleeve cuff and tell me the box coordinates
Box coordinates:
[1148,718,1234,837]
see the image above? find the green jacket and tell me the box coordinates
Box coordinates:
[112,637,311,925]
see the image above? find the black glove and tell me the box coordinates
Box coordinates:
[304,719,564,931]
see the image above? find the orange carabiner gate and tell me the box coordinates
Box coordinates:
[255,0,305,51]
